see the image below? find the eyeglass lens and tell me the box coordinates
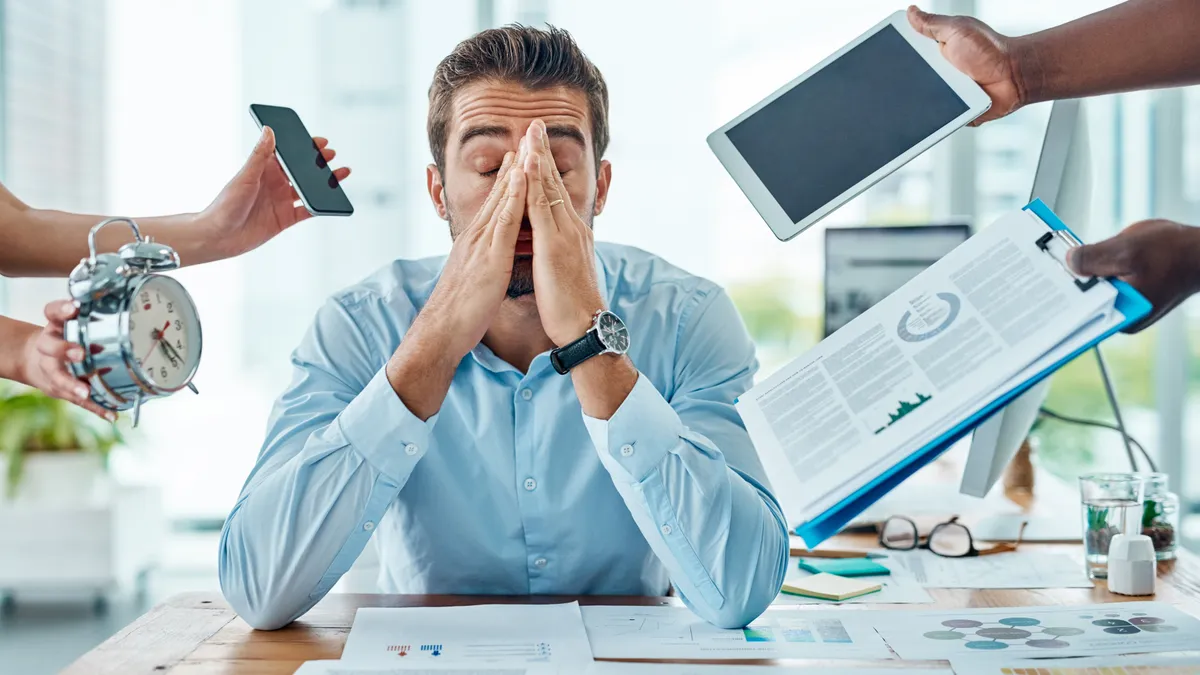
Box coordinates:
[881,517,918,550]
[929,522,973,557]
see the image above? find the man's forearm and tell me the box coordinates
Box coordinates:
[0,204,212,278]
[1014,0,1200,106]
[0,316,37,382]
[384,313,466,421]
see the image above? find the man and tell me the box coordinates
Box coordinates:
[908,1,1200,330]
[219,25,789,631]
[0,130,349,418]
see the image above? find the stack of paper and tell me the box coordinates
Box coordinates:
[736,204,1147,542]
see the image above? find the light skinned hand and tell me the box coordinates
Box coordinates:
[521,119,606,347]
[20,300,116,421]
[907,5,1023,125]
[415,146,528,360]
[1068,219,1200,332]
[197,127,352,260]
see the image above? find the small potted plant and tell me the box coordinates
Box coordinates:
[0,382,121,503]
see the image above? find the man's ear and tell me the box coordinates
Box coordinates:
[427,164,449,221]
[593,159,612,216]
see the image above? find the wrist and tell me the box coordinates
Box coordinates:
[553,299,606,348]
[8,324,39,384]
[570,353,638,420]
[1009,34,1045,108]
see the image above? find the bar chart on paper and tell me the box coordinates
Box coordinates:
[580,606,891,660]
[340,603,595,668]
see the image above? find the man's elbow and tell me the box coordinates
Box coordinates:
[218,534,303,631]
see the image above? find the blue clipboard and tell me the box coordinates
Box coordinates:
[793,199,1152,547]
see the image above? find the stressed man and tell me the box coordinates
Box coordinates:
[219,25,788,631]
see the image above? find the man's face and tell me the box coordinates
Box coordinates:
[427,80,611,298]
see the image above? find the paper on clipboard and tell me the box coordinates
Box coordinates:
[737,204,1134,535]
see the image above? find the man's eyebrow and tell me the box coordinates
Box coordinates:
[458,125,510,147]
[545,124,586,148]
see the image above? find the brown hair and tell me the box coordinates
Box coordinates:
[427,24,609,173]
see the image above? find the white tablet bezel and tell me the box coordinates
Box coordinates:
[707,10,992,242]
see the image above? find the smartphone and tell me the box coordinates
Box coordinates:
[249,104,354,217]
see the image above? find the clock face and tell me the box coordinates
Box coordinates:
[127,276,201,390]
[597,311,629,354]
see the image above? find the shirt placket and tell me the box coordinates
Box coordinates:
[513,365,556,594]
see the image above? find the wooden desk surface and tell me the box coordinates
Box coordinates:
[65,476,1200,674]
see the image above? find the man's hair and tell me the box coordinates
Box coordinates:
[427,24,609,174]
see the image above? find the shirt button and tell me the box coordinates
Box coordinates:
[524,477,537,491]
[404,443,419,456]
[620,444,634,457]
[661,524,672,536]
[363,521,375,531]
[521,388,533,401]
[534,557,547,568]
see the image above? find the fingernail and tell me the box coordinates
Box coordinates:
[532,122,543,142]
[105,412,117,422]
[76,386,90,399]
[68,347,84,361]
[61,301,74,313]
[501,151,514,169]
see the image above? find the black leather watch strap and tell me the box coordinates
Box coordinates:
[550,330,605,375]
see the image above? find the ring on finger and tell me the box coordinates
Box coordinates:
[547,199,564,208]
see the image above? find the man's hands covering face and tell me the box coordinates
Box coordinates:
[521,120,606,346]
[421,149,527,360]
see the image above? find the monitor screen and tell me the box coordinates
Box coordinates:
[824,224,971,337]
[726,25,969,224]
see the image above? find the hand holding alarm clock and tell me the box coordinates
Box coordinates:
[64,218,202,426]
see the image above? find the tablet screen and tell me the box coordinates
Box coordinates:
[726,25,969,224]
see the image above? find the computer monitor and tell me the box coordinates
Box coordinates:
[823,224,971,337]
[960,99,1090,497]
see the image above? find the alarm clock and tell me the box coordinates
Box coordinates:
[64,217,202,426]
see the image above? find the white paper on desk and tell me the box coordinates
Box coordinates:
[949,654,1200,674]
[340,603,593,669]
[580,605,892,660]
[888,549,1093,589]
[873,601,1200,660]
[585,664,949,675]
[773,556,933,605]
[737,209,1120,527]
[294,663,559,675]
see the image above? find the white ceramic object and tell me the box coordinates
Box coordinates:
[4,451,105,505]
[1107,533,1156,596]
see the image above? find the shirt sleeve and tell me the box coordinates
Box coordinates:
[218,296,434,630]
[583,287,790,629]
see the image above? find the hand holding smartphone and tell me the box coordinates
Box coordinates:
[249,104,354,217]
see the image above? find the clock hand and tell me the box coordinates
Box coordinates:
[139,320,172,365]
[160,338,185,364]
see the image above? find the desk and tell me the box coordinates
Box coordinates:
[66,479,1200,674]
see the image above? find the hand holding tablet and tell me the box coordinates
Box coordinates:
[707,11,991,241]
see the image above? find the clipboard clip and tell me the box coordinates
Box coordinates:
[1036,231,1100,291]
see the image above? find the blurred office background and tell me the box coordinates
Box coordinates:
[1,0,1198,672]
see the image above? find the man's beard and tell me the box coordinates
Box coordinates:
[507,256,535,298]
[447,199,594,299]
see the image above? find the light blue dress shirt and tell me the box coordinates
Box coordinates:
[219,242,789,631]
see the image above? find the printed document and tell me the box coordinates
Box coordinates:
[586,665,947,675]
[949,654,1200,674]
[294,665,557,675]
[340,603,593,669]
[737,209,1120,527]
[872,601,1200,660]
[580,605,891,660]
[888,550,1092,589]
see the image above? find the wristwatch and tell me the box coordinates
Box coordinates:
[550,309,630,375]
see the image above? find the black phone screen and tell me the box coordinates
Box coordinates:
[250,104,354,216]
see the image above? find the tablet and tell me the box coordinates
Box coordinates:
[707,11,991,241]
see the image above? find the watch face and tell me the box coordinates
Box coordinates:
[596,311,630,354]
[127,276,202,390]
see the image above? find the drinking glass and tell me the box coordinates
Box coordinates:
[1080,473,1146,579]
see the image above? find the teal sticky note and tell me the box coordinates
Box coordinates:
[797,557,891,577]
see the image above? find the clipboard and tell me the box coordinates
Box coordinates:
[793,199,1152,547]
